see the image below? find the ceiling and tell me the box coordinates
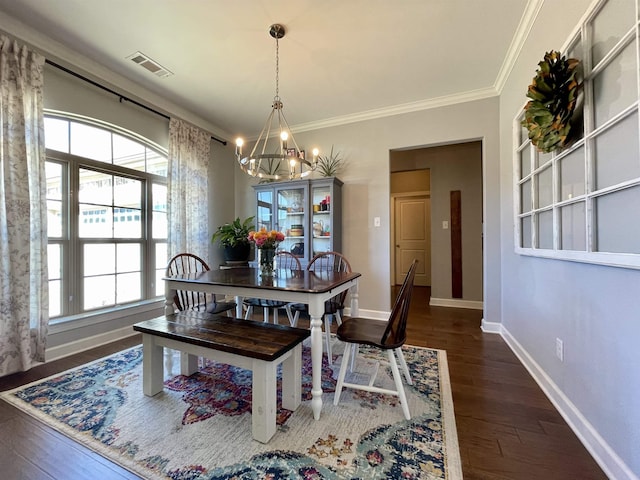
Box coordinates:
[0,0,531,141]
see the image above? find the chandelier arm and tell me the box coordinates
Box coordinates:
[261,108,276,156]
[278,109,303,159]
[249,107,277,159]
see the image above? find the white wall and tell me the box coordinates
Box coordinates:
[235,97,501,319]
[391,142,483,302]
[498,1,640,478]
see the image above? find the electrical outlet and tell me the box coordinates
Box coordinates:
[555,338,564,361]
[443,220,449,229]
[374,217,381,227]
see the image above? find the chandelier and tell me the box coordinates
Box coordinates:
[235,24,318,181]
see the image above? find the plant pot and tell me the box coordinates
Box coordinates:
[223,243,251,263]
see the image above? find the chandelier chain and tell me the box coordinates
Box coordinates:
[275,36,279,100]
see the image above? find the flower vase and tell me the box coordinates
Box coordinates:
[258,247,276,276]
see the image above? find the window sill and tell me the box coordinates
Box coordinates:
[48,299,165,334]
[515,247,640,270]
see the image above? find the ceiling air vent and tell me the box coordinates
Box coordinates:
[126,51,173,78]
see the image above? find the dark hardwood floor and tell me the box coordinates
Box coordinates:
[0,287,606,479]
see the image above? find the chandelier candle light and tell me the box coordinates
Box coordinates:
[235,24,319,181]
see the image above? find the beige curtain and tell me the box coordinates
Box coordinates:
[0,35,48,376]
[167,118,211,261]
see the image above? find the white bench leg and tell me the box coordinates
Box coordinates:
[251,359,277,443]
[281,345,302,411]
[180,352,199,376]
[142,334,164,396]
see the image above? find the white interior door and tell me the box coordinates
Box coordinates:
[394,196,430,286]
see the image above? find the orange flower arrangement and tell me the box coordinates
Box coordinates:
[248,227,285,249]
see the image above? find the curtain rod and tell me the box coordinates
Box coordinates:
[45,59,227,146]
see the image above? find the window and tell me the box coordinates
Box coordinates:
[514,0,640,269]
[45,114,168,319]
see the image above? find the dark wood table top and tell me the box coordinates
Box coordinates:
[163,267,361,293]
[133,311,310,361]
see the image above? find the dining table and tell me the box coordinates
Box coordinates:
[163,266,361,420]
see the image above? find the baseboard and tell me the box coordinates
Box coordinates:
[343,307,389,320]
[45,326,139,363]
[500,325,638,480]
[430,297,483,310]
[480,319,502,333]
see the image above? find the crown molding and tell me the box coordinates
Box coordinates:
[494,0,545,93]
[291,86,499,134]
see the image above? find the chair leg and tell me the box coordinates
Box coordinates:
[244,305,253,320]
[262,307,269,323]
[396,347,413,385]
[273,308,279,325]
[284,304,296,326]
[333,342,353,406]
[388,349,411,420]
[324,314,333,365]
[349,343,358,372]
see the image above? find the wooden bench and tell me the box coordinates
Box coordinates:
[133,311,310,443]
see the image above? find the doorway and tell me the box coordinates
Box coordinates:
[389,141,484,308]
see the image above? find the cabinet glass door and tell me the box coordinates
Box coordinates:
[311,183,332,256]
[276,186,307,260]
[256,190,274,231]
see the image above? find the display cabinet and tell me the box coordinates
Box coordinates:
[310,177,342,259]
[253,177,342,267]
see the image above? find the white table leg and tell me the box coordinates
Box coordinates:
[350,280,359,317]
[281,345,302,411]
[251,359,277,443]
[142,334,164,396]
[308,298,324,420]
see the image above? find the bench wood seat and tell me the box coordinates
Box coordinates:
[133,312,310,443]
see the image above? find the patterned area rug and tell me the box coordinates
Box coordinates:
[1,341,462,480]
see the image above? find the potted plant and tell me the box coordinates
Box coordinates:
[316,145,345,177]
[211,216,255,263]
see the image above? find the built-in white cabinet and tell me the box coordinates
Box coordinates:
[253,177,343,267]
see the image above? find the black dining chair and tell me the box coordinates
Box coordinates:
[166,253,236,315]
[243,251,301,324]
[333,259,418,420]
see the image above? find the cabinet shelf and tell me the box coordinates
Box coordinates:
[253,177,342,267]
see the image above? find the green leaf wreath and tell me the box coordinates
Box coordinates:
[522,51,580,153]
